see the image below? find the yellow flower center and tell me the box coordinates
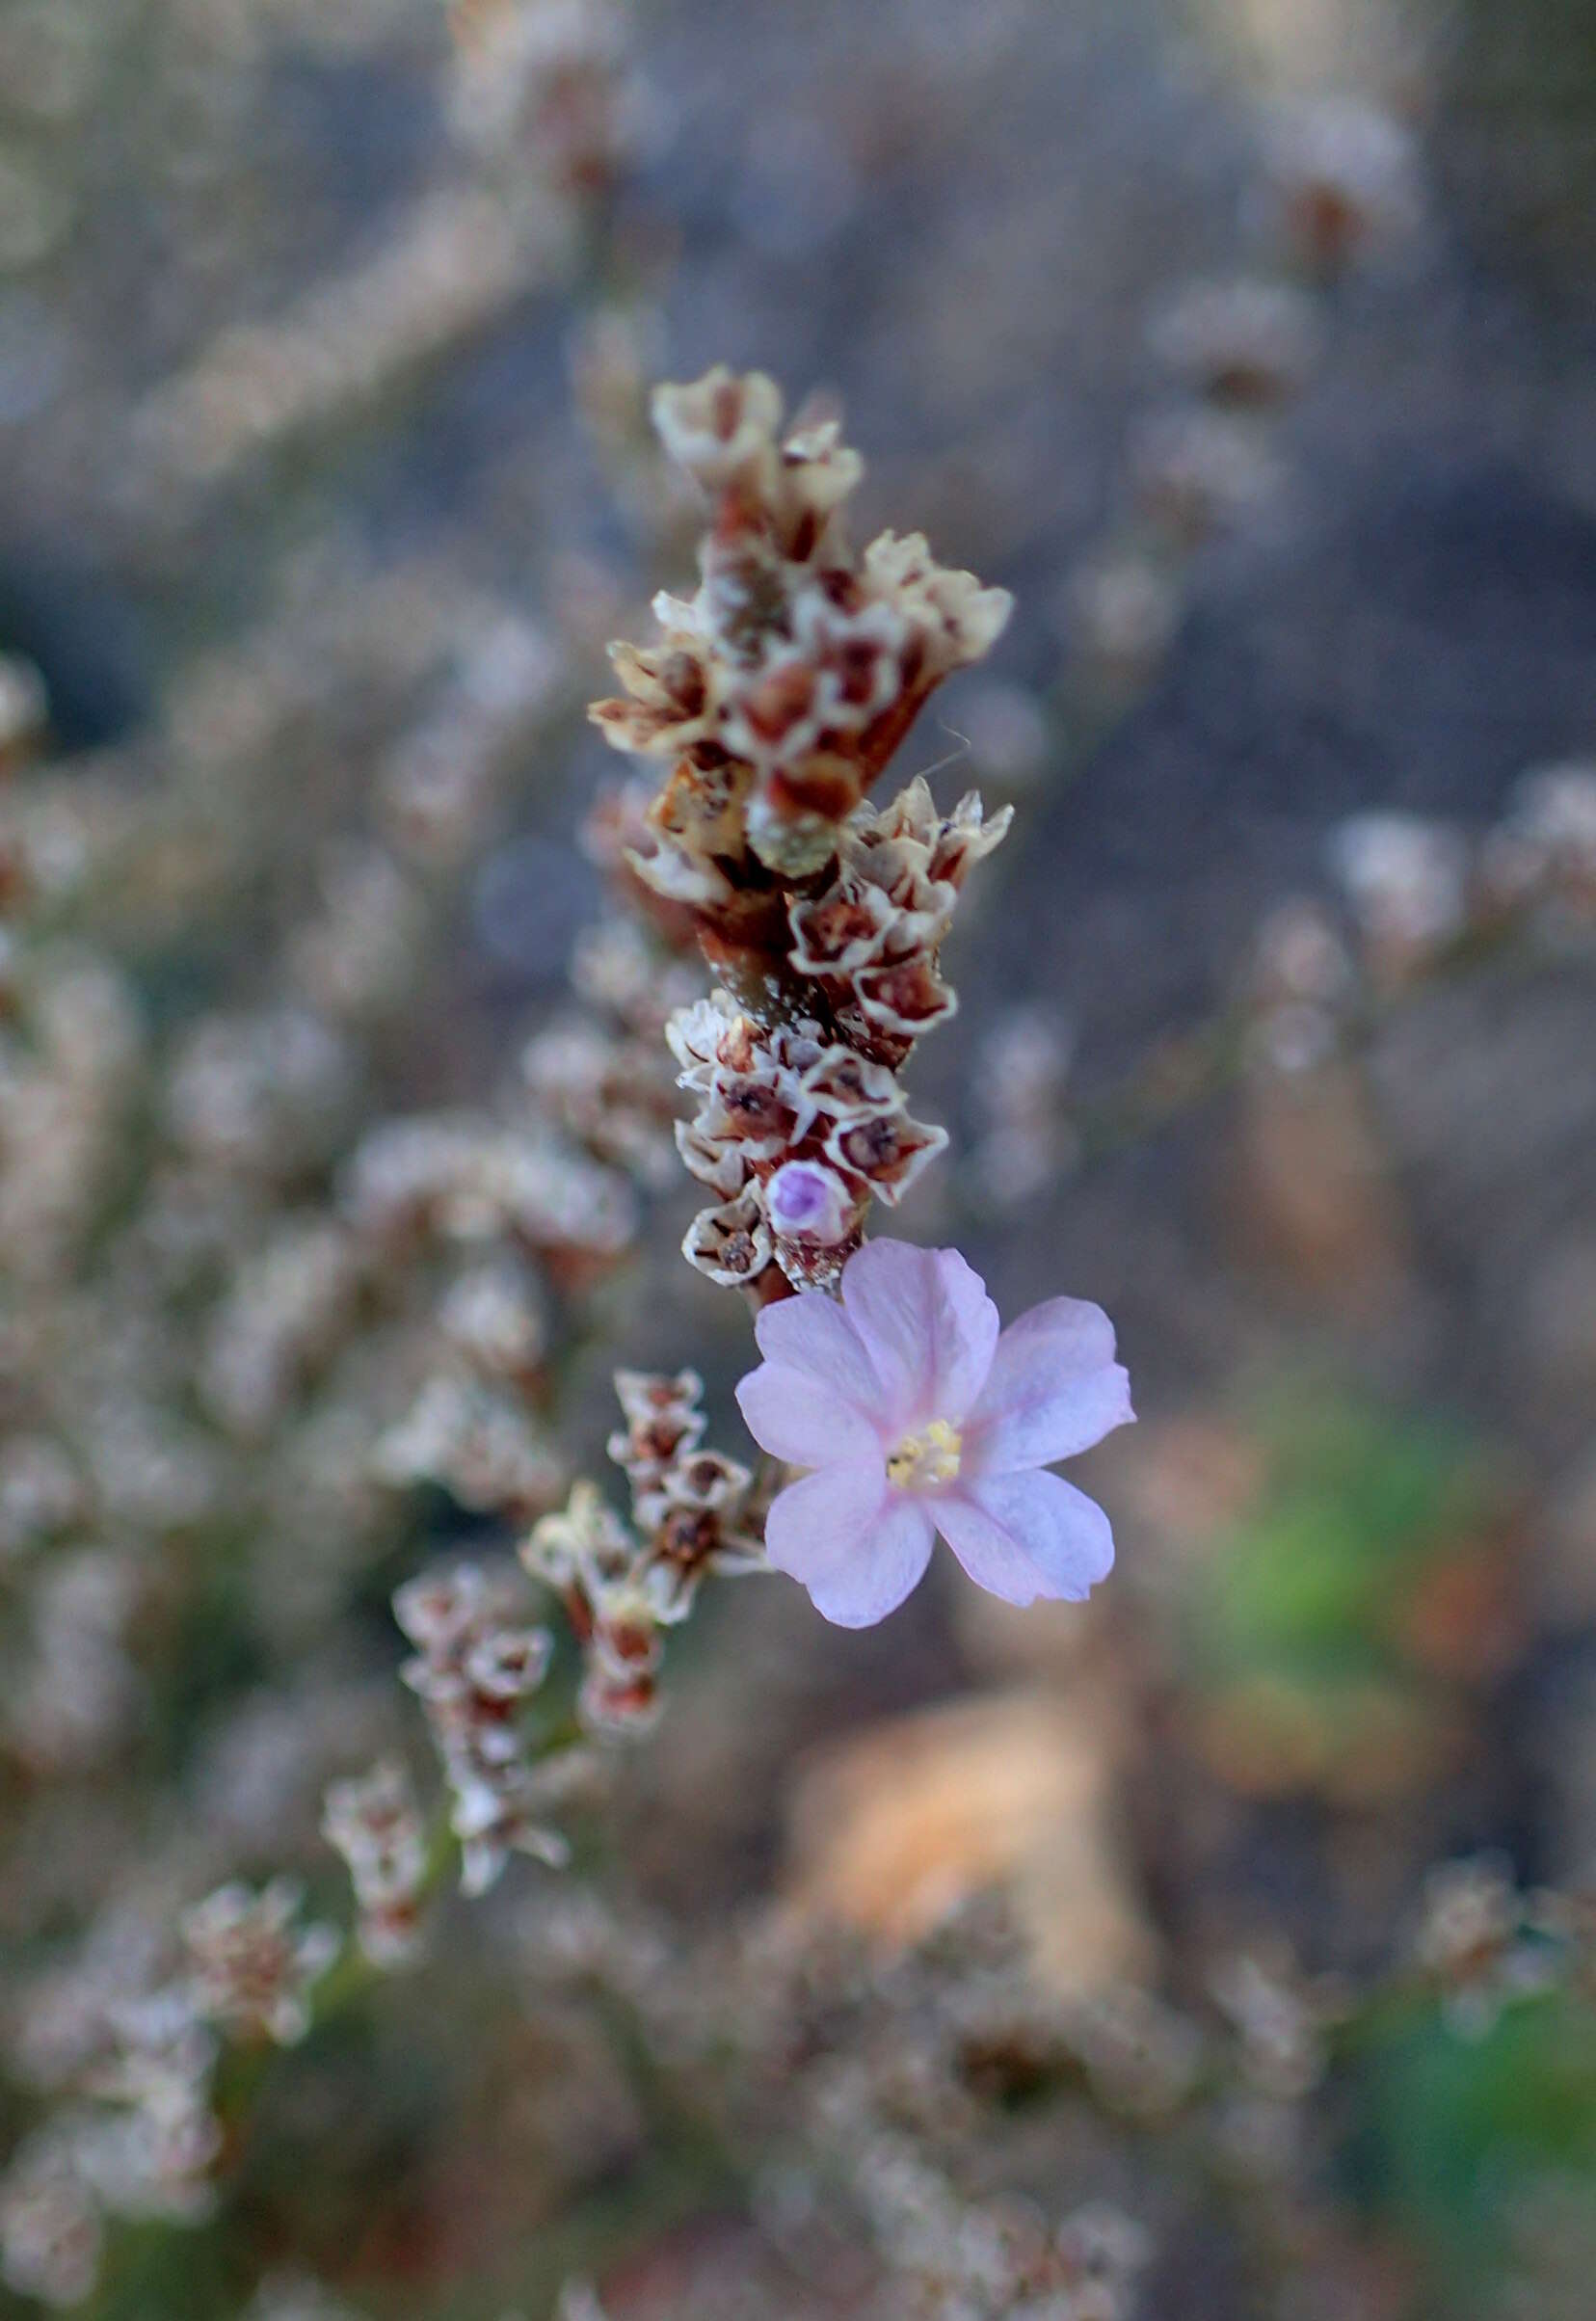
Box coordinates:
[886,1418,963,1491]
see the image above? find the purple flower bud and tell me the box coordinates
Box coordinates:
[764,1159,854,1246]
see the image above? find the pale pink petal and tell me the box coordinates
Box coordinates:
[839,1241,998,1431]
[765,1460,931,1626]
[805,1495,936,1628]
[736,1360,881,1467]
[763,1459,888,1586]
[935,1468,1114,1606]
[964,1298,1133,1476]
[753,1291,881,1414]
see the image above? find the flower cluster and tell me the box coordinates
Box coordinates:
[1327,811,1471,988]
[1148,277,1320,409]
[75,1990,222,2216]
[1,337,1143,2311]
[1264,95,1423,275]
[179,1881,339,2049]
[373,1367,567,1526]
[0,1955,274,2304]
[1054,92,1427,726]
[785,775,1011,1063]
[1409,1855,1580,2040]
[321,1759,432,1968]
[1128,401,1286,545]
[526,1368,766,1732]
[0,1977,226,2302]
[394,1563,589,1897]
[1209,1946,1346,2103]
[520,964,693,1191]
[1230,762,1596,1086]
[1257,761,1596,1029]
[130,191,537,496]
[584,369,1022,1298]
[0,947,145,1285]
[163,1006,356,1184]
[4,1546,143,1775]
[447,0,645,197]
[350,1003,678,1528]
[669,990,946,1292]
[243,2274,367,2321]
[198,1217,367,1443]
[372,612,564,872]
[1245,897,1357,1076]
[554,376,1134,1640]
[548,1888,1160,2321]
[1479,760,1596,925]
[344,1110,637,1276]
[0,2131,103,2309]
[591,365,1011,907]
[854,2143,1151,2321]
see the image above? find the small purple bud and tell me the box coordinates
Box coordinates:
[764,1159,853,1246]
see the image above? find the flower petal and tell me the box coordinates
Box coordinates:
[839,1241,998,1431]
[736,1360,882,1467]
[764,1458,936,1629]
[935,1468,1114,1606]
[763,1458,888,1580]
[753,1290,882,1412]
[806,1494,937,1628]
[964,1297,1133,1475]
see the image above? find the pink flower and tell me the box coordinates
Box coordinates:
[735,1240,1132,1627]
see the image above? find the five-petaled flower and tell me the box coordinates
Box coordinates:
[735,1239,1131,1626]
